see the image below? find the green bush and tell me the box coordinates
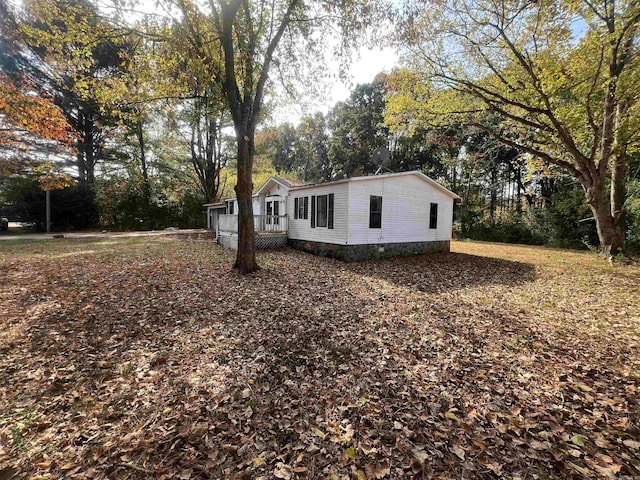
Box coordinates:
[534,186,593,249]
[457,183,597,249]
[461,210,545,245]
[95,176,206,231]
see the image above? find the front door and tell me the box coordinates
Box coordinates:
[266,200,280,226]
[266,201,273,226]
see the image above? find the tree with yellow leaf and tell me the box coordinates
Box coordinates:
[392,0,640,255]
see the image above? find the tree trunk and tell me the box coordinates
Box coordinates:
[586,179,625,256]
[136,117,153,230]
[610,149,627,239]
[78,112,96,185]
[234,133,258,274]
[489,167,497,218]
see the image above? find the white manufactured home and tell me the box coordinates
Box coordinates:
[205,171,460,261]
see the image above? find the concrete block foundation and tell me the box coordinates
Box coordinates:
[288,239,450,261]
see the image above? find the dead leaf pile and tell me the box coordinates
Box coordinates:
[0,238,638,479]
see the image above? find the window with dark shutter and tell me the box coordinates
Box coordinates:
[429,203,438,229]
[297,197,305,219]
[316,195,328,227]
[294,198,299,219]
[328,194,334,229]
[311,196,316,228]
[303,197,309,219]
[369,195,382,229]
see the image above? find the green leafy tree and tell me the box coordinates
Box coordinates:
[154,17,232,204]
[14,0,134,184]
[328,75,389,178]
[266,113,332,183]
[393,0,640,255]
[150,0,376,273]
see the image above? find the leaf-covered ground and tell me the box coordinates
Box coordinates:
[1,237,639,479]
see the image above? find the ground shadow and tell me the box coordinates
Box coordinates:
[328,250,536,294]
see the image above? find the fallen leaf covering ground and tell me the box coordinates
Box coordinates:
[0,237,639,479]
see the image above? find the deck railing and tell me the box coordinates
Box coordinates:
[218,214,287,234]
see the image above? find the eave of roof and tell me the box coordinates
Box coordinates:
[289,171,461,200]
[255,176,305,196]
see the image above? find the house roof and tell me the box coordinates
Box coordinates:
[255,176,304,196]
[289,171,461,200]
[204,176,300,206]
[272,177,305,188]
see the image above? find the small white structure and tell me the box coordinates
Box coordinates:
[208,177,302,250]
[206,171,460,260]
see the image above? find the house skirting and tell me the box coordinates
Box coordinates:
[217,232,288,250]
[288,239,450,261]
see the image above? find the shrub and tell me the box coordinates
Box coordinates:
[95,176,206,231]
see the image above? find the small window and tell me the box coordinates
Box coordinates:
[369,195,382,229]
[228,201,234,215]
[297,197,307,220]
[316,195,328,227]
[429,203,438,229]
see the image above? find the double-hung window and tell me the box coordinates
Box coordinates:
[369,195,382,229]
[294,197,308,220]
[310,194,334,229]
[429,203,438,229]
[316,195,328,227]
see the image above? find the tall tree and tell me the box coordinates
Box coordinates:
[12,0,133,184]
[156,17,231,204]
[393,0,640,255]
[0,74,74,176]
[295,113,332,183]
[155,0,375,273]
[266,113,332,183]
[328,75,389,178]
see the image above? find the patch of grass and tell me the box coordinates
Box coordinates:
[0,238,50,248]
[11,426,25,453]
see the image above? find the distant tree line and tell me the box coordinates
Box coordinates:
[0,0,236,231]
[261,73,640,252]
[1,0,638,257]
